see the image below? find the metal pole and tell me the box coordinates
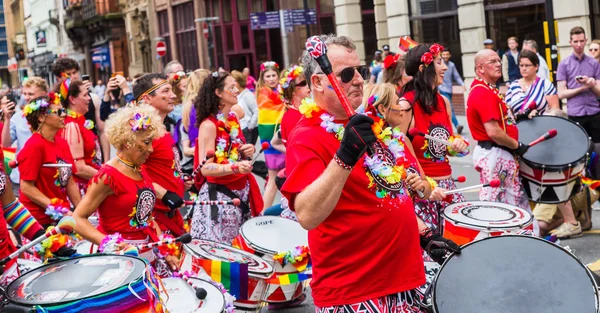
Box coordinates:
[279,9,290,67]
[303,0,311,37]
[544,0,558,83]
[195,17,219,70]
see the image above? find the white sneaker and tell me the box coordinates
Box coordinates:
[551,222,583,239]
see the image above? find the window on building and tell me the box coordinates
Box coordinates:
[237,0,249,21]
[409,0,462,76]
[592,0,600,39]
[174,2,199,71]
[318,0,335,34]
[157,10,172,63]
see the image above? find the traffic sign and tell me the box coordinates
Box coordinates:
[250,11,281,30]
[203,23,209,40]
[156,41,167,57]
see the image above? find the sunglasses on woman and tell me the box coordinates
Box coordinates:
[295,80,308,87]
[48,108,67,116]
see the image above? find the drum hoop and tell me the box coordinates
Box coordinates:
[518,116,592,170]
[520,154,589,172]
[184,239,274,275]
[6,254,148,306]
[431,235,599,312]
[442,201,534,230]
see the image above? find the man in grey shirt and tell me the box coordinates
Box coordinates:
[1,77,46,193]
[522,40,550,80]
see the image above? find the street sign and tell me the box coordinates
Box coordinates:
[156,41,167,57]
[203,22,209,40]
[250,11,281,30]
[289,9,317,26]
[7,57,17,72]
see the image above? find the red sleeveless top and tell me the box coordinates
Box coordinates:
[403,90,453,177]
[58,113,102,185]
[280,107,302,146]
[93,165,158,241]
[194,113,264,216]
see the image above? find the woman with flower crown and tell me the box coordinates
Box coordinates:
[256,61,285,210]
[18,94,80,229]
[190,71,263,244]
[400,43,469,231]
[56,79,102,196]
[72,104,181,271]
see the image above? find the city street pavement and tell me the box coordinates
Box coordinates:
[261,115,600,313]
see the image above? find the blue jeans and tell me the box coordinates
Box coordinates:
[262,204,283,216]
[440,91,459,128]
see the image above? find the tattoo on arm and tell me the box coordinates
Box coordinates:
[205,164,218,171]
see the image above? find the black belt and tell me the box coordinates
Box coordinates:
[477,141,513,153]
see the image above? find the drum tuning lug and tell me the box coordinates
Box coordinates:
[568,163,572,167]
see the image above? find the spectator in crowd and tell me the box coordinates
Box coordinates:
[557,26,600,143]
[590,39,600,63]
[369,50,383,84]
[522,39,550,80]
[231,70,259,145]
[243,67,257,92]
[502,36,522,84]
[164,60,186,123]
[382,44,395,57]
[483,38,495,50]
[439,47,465,134]
[93,80,105,98]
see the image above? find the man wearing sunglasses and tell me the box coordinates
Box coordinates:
[281,35,428,312]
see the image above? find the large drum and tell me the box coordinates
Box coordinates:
[161,277,226,312]
[179,239,273,313]
[433,235,599,312]
[518,116,590,203]
[3,254,155,313]
[442,201,533,245]
[237,216,308,303]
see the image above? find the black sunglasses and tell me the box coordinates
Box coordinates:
[295,80,308,87]
[337,65,370,83]
[48,108,67,116]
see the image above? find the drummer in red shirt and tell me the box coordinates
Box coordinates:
[18,94,80,229]
[400,43,469,231]
[466,49,532,215]
[133,74,188,237]
[73,104,179,270]
[282,34,459,312]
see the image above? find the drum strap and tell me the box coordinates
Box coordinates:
[207,183,251,222]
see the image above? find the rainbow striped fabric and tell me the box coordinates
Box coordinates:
[257,87,285,156]
[198,259,249,300]
[582,177,600,190]
[3,146,15,175]
[399,36,418,52]
[266,273,312,285]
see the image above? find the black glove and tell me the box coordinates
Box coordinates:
[336,114,377,167]
[162,191,184,217]
[514,141,529,156]
[420,228,461,265]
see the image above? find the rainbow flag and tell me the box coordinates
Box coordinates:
[257,87,285,156]
[399,36,418,52]
[266,273,312,285]
[198,259,249,300]
[582,176,600,190]
[3,147,15,175]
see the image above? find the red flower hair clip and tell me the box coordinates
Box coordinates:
[421,43,444,67]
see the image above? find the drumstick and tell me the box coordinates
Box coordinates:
[174,270,208,301]
[527,129,558,148]
[135,233,192,250]
[453,176,466,183]
[8,160,72,169]
[444,179,501,195]
[184,198,241,206]
[0,216,75,267]
[183,150,215,181]
[251,142,271,165]
[408,128,453,146]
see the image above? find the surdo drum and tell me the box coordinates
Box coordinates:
[442,201,533,245]
[160,277,226,313]
[517,116,590,203]
[432,235,599,313]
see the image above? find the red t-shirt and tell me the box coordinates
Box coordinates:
[281,116,425,307]
[93,165,157,240]
[58,115,102,185]
[18,133,76,226]
[280,107,302,146]
[467,79,519,142]
[404,91,452,177]
[143,133,184,213]
[0,147,16,267]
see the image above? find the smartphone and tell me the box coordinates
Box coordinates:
[81,74,90,81]
[576,75,583,81]
[111,71,124,78]
[5,90,17,104]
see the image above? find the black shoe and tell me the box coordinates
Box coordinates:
[457,125,464,135]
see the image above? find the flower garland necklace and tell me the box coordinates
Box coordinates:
[299,98,411,199]
[214,111,243,164]
[66,109,95,130]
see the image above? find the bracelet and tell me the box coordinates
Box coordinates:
[98,233,124,253]
[333,154,353,171]
[447,135,470,157]
[425,176,438,191]
[231,163,240,174]
[45,198,71,221]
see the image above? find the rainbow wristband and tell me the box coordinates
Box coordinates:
[3,199,44,240]
[447,135,470,157]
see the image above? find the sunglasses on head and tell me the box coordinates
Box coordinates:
[337,65,370,83]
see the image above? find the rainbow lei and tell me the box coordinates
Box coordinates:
[67,109,95,130]
[298,98,410,199]
[45,198,71,220]
[273,245,311,272]
[447,135,470,157]
[279,65,304,89]
[155,234,181,258]
[34,229,78,260]
[214,111,243,164]
[22,92,59,117]
[98,233,125,253]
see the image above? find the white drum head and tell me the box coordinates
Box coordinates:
[17,259,41,274]
[184,239,273,276]
[240,216,308,255]
[75,240,98,255]
[443,201,532,231]
[161,277,225,313]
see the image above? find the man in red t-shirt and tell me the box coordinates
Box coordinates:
[133,74,187,236]
[466,49,531,212]
[281,34,459,311]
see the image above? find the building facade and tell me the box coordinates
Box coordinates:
[0,1,12,86]
[122,0,159,77]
